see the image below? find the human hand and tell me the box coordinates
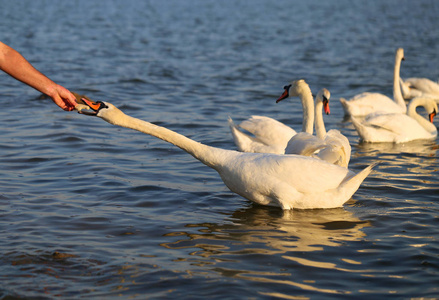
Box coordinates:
[49,84,78,111]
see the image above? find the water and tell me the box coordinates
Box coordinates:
[1,0,439,298]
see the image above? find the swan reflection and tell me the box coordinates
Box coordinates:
[354,139,438,156]
[161,205,370,255]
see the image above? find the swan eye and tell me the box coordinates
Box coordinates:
[96,102,109,110]
[283,84,291,91]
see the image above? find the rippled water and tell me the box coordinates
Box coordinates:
[1,0,439,299]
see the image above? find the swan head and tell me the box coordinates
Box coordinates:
[316,88,331,115]
[79,98,124,125]
[276,79,310,103]
[418,98,437,123]
[396,48,405,61]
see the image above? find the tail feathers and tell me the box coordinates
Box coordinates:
[228,116,257,152]
[340,162,378,197]
[339,98,350,115]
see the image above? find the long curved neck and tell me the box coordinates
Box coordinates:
[110,111,230,169]
[299,85,314,134]
[314,100,326,139]
[393,53,406,111]
[407,99,436,134]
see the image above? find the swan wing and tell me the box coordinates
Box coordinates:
[284,132,326,156]
[352,113,431,143]
[363,113,419,136]
[238,115,297,146]
[228,117,286,153]
[405,78,439,95]
[317,130,351,168]
[341,93,404,116]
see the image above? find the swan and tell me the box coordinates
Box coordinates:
[228,79,315,154]
[340,48,406,117]
[351,97,437,143]
[78,98,375,210]
[400,77,439,102]
[279,85,351,167]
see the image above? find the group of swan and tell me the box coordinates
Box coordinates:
[229,80,351,167]
[339,48,438,143]
[77,97,374,210]
[74,47,437,210]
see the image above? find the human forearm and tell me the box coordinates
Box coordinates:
[0,41,77,111]
[0,42,57,96]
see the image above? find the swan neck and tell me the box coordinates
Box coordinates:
[407,99,436,133]
[314,100,326,139]
[300,87,314,134]
[393,53,406,111]
[112,112,226,168]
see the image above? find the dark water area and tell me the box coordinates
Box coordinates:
[1,0,439,299]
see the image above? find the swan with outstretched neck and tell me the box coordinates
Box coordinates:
[351,97,437,143]
[79,98,375,210]
[277,82,351,167]
[340,48,406,117]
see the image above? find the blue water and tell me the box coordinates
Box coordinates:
[1,0,439,299]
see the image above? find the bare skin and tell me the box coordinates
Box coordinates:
[0,41,77,111]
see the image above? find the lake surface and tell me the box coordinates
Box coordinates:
[1,0,439,299]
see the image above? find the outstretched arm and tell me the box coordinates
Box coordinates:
[0,41,77,111]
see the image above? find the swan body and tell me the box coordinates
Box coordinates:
[400,77,439,102]
[278,82,351,167]
[340,48,406,116]
[351,97,438,143]
[80,99,375,210]
[228,115,296,154]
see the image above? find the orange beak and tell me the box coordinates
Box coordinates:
[276,85,291,103]
[81,98,101,111]
[78,98,102,116]
[429,109,436,123]
[323,98,330,115]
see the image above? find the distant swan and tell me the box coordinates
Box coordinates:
[400,77,439,102]
[340,48,406,117]
[228,79,315,154]
[351,97,437,143]
[79,99,375,210]
[278,83,351,167]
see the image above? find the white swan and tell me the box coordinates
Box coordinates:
[400,77,439,102]
[351,97,437,143]
[280,85,351,167]
[228,80,315,154]
[340,48,406,117]
[79,99,375,210]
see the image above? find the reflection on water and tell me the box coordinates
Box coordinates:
[161,205,371,295]
[354,140,439,192]
[355,139,438,156]
[162,206,369,254]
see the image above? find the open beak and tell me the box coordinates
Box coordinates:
[323,98,330,115]
[276,85,291,103]
[78,98,101,116]
[429,109,436,123]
